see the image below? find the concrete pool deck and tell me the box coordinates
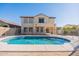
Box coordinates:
[0,51,72,56]
[0,35,79,56]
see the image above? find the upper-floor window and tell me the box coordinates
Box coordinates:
[23,18,33,23]
[23,18,28,23]
[38,18,44,23]
[29,18,33,23]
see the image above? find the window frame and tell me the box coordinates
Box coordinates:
[38,17,44,23]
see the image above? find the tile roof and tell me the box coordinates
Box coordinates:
[20,13,56,19]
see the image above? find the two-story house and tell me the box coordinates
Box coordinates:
[21,13,57,35]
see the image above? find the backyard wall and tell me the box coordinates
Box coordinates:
[5,28,21,36]
[4,28,16,36]
[0,27,21,36]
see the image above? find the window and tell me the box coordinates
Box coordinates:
[39,18,44,23]
[24,27,28,32]
[23,18,34,23]
[29,27,33,32]
[23,18,28,23]
[29,18,33,23]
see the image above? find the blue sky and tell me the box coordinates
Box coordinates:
[0,3,79,26]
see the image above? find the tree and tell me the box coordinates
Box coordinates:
[63,25,77,35]
[0,23,8,27]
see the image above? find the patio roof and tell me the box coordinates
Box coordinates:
[0,19,21,27]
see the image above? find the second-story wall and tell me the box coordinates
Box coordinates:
[21,14,56,27]
[21,17,34,27]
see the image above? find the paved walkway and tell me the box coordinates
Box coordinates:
[0,51,79,56]
[0,51,72,56]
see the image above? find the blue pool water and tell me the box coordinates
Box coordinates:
[2,36,70,45]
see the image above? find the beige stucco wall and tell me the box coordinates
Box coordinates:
[0,27,17,36]
[4,28,16,36]
[34,15,55,26]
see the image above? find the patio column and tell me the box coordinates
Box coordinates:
[44,27,46,33]
[21,27,24,34]
[33,27,36,34]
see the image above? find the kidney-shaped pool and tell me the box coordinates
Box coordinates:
[1,36,70,45]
